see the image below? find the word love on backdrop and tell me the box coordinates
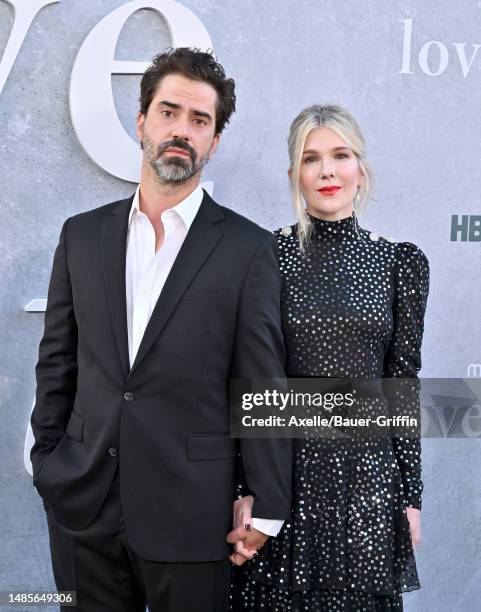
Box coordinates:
[399,18,481,77]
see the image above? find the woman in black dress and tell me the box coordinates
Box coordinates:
[231,104,429,611]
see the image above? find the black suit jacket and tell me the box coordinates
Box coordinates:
[30,190,292,562]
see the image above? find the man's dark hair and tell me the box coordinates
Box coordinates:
[139,47,236,135]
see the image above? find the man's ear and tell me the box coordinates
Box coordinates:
[208,133,221,160]
[136,112,145,143]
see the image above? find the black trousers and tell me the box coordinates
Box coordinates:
[44,469,231,612]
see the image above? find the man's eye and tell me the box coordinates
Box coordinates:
[161,110,173,118]
[194,118,207,126]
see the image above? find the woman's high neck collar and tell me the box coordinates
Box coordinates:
[306,210,360,241]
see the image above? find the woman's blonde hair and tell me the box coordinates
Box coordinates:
[287,104,374,251]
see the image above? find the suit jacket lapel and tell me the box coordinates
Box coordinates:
[128,191,224,378]
[100,195,133,379]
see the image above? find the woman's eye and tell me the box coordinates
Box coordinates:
[304,157,317,163]
[335,153,349,159]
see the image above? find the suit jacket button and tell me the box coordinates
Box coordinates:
[123,391,134,402]
[108,448,118,457]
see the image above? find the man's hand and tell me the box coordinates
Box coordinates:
[226,495,268,566]
[406,506,422,550]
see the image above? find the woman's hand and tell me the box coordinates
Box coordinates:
[406,506,422,550]
[227,495,267,565]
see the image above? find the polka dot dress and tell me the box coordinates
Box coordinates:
[231,213,429,611]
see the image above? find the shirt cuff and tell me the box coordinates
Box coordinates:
[252,518,284,537]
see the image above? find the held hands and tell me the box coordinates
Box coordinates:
[226,499,420,566]
[406,507,422,550]
[226,495,269,566]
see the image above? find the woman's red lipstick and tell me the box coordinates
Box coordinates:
[318,186,341,195]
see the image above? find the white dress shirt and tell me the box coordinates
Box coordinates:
[125,184,283,537]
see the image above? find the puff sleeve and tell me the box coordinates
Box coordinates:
[383,242,429,509]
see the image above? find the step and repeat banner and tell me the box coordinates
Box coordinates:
[0,1,479,610]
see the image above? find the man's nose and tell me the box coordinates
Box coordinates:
[171,116,191,141]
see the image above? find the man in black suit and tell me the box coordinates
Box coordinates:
[30,48,292,611]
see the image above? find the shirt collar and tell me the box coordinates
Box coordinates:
[128,184,204,230]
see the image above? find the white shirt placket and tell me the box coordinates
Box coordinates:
[130,209,184,365]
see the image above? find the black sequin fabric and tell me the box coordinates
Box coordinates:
[231,213,429,611]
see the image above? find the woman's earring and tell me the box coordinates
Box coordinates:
[354,185,361,210]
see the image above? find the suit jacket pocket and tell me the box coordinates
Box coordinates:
[187,434,237,461]
[34,411,84,484]
[65,411,84,442]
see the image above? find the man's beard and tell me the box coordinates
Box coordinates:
[143,136,208,184]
